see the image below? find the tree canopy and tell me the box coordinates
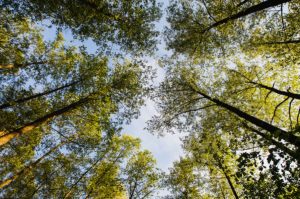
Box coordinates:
[1,0,300,198]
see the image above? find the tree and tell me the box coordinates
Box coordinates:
[184,131,242,199]
[123,150,161,199]
[165,0,298,59]
[165,158,202,199]
[149,66,300,154]
[1,0,162,52]
[149,62,300,196]
[0,128,161,198]
[0,27,151,146]
[0,6,159,198]
[201,0,291,33]
[160,0,300,197]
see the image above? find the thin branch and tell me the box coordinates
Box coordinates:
[230,86,255,96]
[228,69,251,81]
[289,98,294,129]
[237,0,251,8]
[265,82,275,102]
[166,104,216,124]
[201,0,217,22]
[271,96,289,123]
[51,127,88,148]
[281,4,285,31]
[297,107,300,126]
[180,97,206,108]
[257,39,300,45]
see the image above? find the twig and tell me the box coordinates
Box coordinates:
[271,96,289,123]
[288,98,294,129]
[201,0,217,22]
[297,107,300,126]
[265,82,275,102]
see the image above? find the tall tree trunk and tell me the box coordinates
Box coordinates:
[0,79,82,110]
[243,123,300,161]
[83,149,126,199]
[0,140,69,189]
[203,0,291,33]
[248,81,300,100]
[129,181,138,199]
[215,157,239,199]
[188,84,300,148]
[0,64,14,69]
[30,164,65,197]
[63,147,113,199]
[0,97,90,146]
[258,39,300,45]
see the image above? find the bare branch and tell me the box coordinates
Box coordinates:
[237,0,251,7]
[201,0,217,22]
[297,107,300,126]
[271,96,289,123]
[265,82,275,102]
[289,98,294,129]
[173,104,216,118]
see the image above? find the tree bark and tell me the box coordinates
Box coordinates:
[0,79,82,110]
[188,84,300,148]
[203,0,291,33]
[0,97,90,146]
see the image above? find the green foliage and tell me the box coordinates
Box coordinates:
[0,6,160,198]
[1,0,162,52]
[1,0,300,198]
[165,158,203,199]
[123,150,161,199]
[152,1,300,198]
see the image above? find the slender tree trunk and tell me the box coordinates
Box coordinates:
[0,64,14,69]
[141,190,155,199]
[216,157,239,199]
[221,167,239,199]
[248,81,300,100]
[63,147,113,199]
[258,40,300,45]
[83,150,126,199]
[129,181,138,199]
[203,0,291,33]
[0,140,68,189]
[0,79,82,110]
[188,84,300,148]
[243,124,300,161]
[30,164,65,197]
[0,97,90,146]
